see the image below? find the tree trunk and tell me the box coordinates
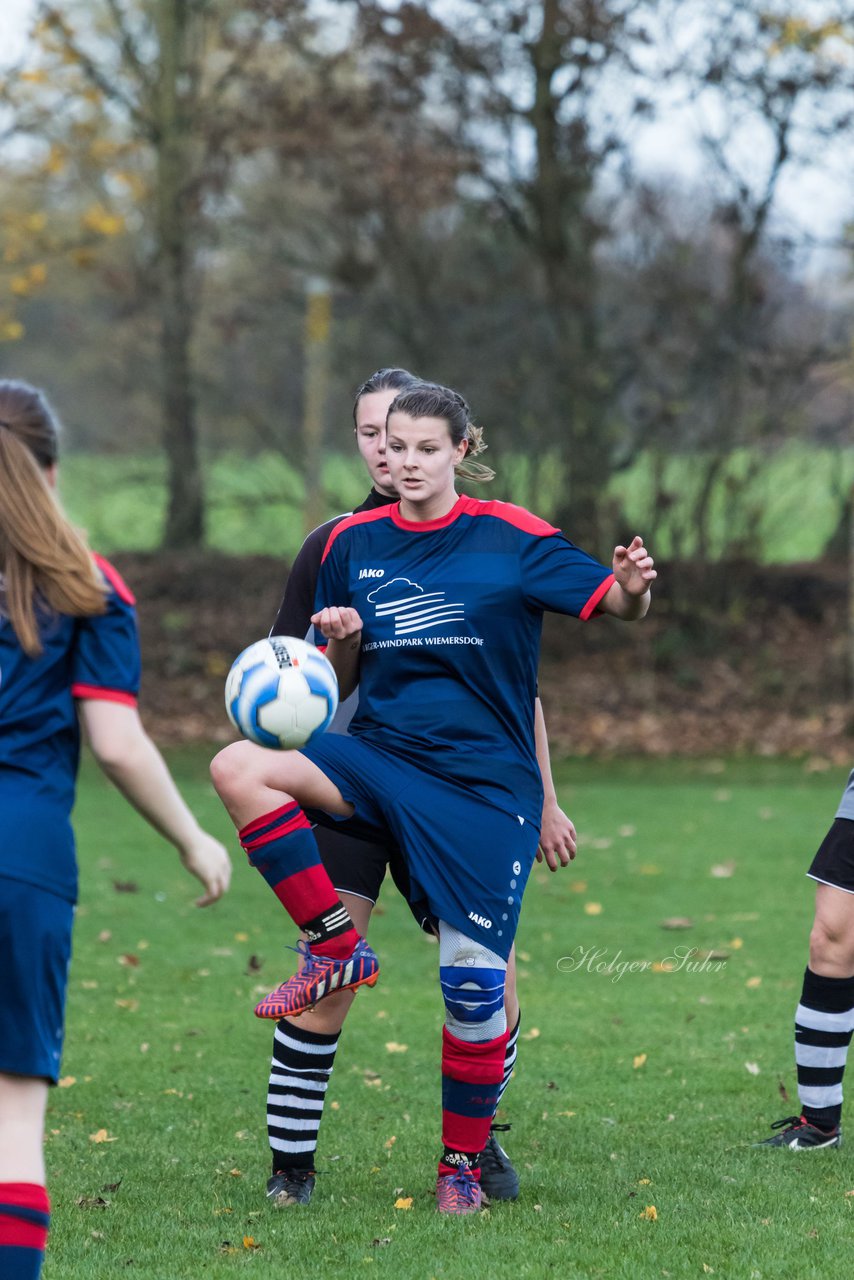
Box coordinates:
[156,0,204,549]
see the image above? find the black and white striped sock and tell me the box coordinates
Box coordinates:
[268,1019,340,1173]
[495,1013,521,1106]
[795,967,854,1130]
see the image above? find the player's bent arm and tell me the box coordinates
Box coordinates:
[598,535,657,621]
[311,606,363,701]
[78,699,232,906]
[534,697,577,871]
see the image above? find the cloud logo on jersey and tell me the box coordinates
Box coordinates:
[367,577,465,636]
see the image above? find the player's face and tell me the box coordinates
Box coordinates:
[385,412,467,518]
[354,389,398,496]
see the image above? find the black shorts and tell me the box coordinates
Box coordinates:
[315,824,435,933]
[807,818,854,895]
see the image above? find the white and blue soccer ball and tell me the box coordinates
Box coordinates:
[225,636,338,750]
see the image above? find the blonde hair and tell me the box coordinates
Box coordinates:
[456,421,495,485]
[0,381,106,657]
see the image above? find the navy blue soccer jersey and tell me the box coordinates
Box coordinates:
[314,494,614,826]
[0,555,141,900]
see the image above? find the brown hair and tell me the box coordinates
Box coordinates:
[387,382,496,484]
[0,380,106,656]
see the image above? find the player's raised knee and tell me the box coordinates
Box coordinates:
[210,739,258,804]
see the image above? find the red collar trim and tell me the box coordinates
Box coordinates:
[390,494,469,531]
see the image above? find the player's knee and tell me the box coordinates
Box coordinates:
[809,914,853,968]
[439,924,507,1043]
[210,740,257,805]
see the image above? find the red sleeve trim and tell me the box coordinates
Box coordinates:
[93,554,136,606]
[71,684,138,707]
[579,573,616,621]
[321,504,396,564]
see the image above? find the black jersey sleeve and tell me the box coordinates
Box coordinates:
[270,517,341,638]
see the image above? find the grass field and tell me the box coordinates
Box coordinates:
[60,443,852,564]
[47,752,852,1279]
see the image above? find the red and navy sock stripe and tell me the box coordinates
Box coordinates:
[0,1182,50,1279]
[440,1026,509,1169]
[239,804,358,958]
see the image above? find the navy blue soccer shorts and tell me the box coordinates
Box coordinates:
[300,735,541,960]
[0,875,74,1083]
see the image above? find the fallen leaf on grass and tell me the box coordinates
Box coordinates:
[246,955,262,974]
[76,1196,109,1209]
[569,881,588,893]
[372,1237,392,1247]
[584,902,602,916]
[727,938,743,951]
[638,864,661,876]
[97,930,112,943]
[557,1111,576,1118]
[115,999,139,1012]
[58,1076,76,1088]
[393,1197,413,1210]
[651,961,675,973]
[101,1179,122,1193]
[633,1054,647,1070]
[331,1101,340,1111]
[744,1062,760,1076]
[638,1178,651,1186]
[243,1236,261,1250]
[81,980,98,990]
[219,1242,238,1255]
[234,931,249,942]
[89,1129,117,1144]
[702,1266,714,1275]
[522,1027,541,1041]
[660,917,693,930]
[385,1042,408,1054]
[778,1080,790,1101]
[113,880,138,893]
[710,862,735,879]
[639,1205,657,1221]
[118,954,139,968]
[746,977,762,989]
[229,1168,242,1177]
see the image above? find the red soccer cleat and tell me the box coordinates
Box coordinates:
[254,938,379,1019]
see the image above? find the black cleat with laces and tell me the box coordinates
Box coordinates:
[479,1123,520,1201]
[266,1169,316,1206]
[755,1114,842,1150]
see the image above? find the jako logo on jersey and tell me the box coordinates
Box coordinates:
[468,911,493,929]
[358,568,385,579]
[367,577,465,635]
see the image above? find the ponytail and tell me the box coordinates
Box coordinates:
[456,422,495,485]
[0,385,106,658]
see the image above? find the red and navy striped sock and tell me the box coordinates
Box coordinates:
[0,1183,50,1279]
[240,803,359,959]
[439,1026,510,1178]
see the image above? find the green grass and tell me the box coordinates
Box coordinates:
[60,443,852,562]
[47,752,852,1278]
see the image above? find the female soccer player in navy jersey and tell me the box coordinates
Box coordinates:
[247,368,575,1208]
[0,381,231,1279]
[212,381,655,1213]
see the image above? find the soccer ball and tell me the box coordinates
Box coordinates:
[225,636,338,750]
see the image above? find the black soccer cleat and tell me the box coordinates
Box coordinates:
[479,1123,520,1201]
[754,1114,842,1150]
[266,1169,316,1207]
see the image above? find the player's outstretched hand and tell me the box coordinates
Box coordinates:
[179,831,232,906]
[311,606,364,641]
[536,799,577,871]
[612,535,657,596]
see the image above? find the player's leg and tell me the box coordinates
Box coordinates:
[0,877,70,1278]
[0,1076,50,1279]
[436,921,510,1213]
[480,944,522,1200]
[266,833,387,1209]
[211,741,378,1015]
[758,820,854,1148]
